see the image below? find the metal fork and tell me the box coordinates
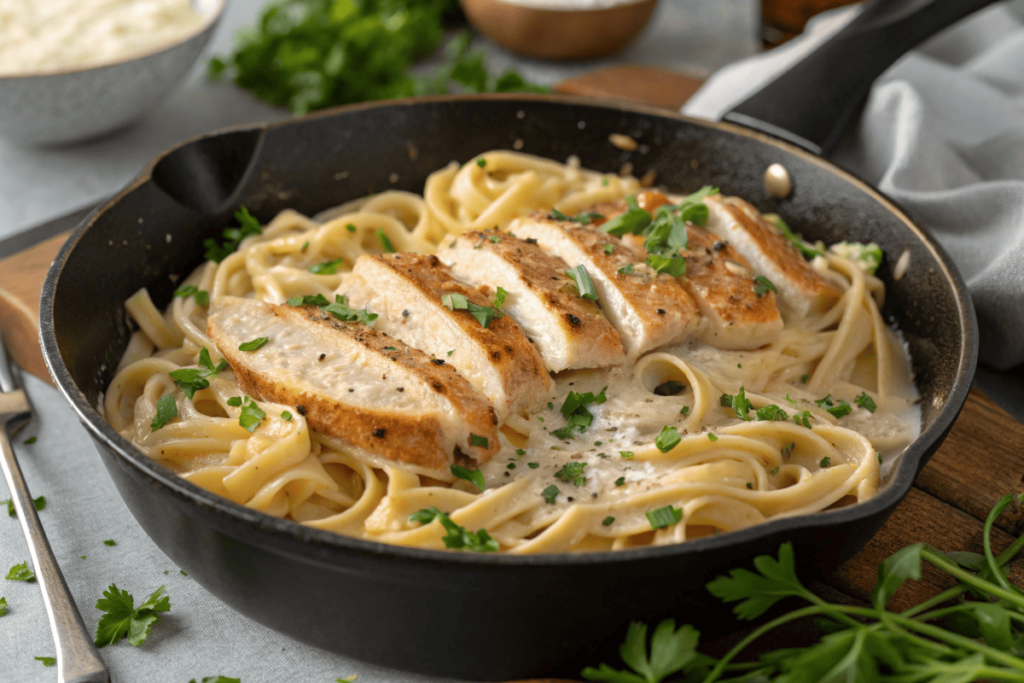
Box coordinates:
[0,336,108,683]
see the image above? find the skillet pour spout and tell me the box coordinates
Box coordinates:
[39,94,977,680]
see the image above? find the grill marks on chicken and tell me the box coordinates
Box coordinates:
[438,231,625,372]
[342,253,552,420]
[703,195,841,318]
[207,296,500,469]
[509,213,701,358]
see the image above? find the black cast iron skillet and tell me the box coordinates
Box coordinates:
[40,0,983,679]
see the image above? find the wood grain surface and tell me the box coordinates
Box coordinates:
[1,67,1021,675]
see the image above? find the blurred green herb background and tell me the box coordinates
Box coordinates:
[208,0,547,114]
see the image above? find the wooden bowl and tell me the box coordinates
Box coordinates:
[460,0,659,60]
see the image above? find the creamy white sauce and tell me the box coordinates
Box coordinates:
[0,0,210,75]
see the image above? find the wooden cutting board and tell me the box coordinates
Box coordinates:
[2,65,1022,670]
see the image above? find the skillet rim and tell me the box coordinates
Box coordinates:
[38,92,979,568]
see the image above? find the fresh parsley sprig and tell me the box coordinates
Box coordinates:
[203,207,262,263]
[287,293,378,326]
[94,584,170,647]
[584,493,1024,683]
[168,347,230,400]
[408,507,498,552]
[552,387,608,440]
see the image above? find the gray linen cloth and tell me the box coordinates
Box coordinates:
[683,3,1024,369]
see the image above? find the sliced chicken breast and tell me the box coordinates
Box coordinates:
[676,227,784,349]
[208,296,499,470]
[438,231,625,372]
[703,195,841,317]
[342,253,551,420]
[509,213,700,358]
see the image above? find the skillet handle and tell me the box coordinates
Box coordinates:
[723,0,999,156]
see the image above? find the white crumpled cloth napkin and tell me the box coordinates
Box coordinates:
[683,2,1024,369]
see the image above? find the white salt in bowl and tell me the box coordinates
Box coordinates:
[0,0,227,146]
[460,0,659,60]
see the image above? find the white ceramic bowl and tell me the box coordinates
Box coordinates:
[0,0,227,146]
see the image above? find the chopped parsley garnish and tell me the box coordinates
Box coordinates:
[720,387,753,421]
[781,442,795,459]
[527,462,539,469]
[103,540,117,546]
[173,284,209,308]
[551,208,604,225]
[239,397,266,433]
[23,436,36,445]
[301,241,309,252]
[94,584,170,647]
[0,596,6,616]
[281,411,293,421]
[324,295,379,326]
[620,451,634,459]
[746,482,753,489]
[168,347,230,400]
[150,394,177,431]
[376,229,396,253]
[407,507,498,552]
[815,394,852,418]
[617,263,635,275]
[34,656,56,667]
[451,464,485,491]
[565,264,598,300]
[447,349,454,356]
[753,275,777,297]
[792,411,812,428]
[855,392,877,413]
[554,462,587,487]
[286,293,331,307]
[189,677,241,683]
[5,495,46,517]
[602,516,615,526]
[646,505,682,530]
[238,337,269,351]
[440,292,503,328]
[603,243,615,254]
[820,457,832,468]
[203,206,262,263]
[469,433,489,449]
[708,433,718,442]
[226,397,242,407]
[477,158,487,168]
[770,466,780,475]
[646,253,687,277]
[542,485,560,505]
[600,197,652,236]
[515,448,526,457]
[345,223,357,233]
[492,286,508,311]
[507,463,516,470]
[655,425,681,453]
[309,257,344,275]
[552,387,607,440]
[615,477,625,486]
[6,562,35,582]
[755,404,788,422]
[680,405,690,416]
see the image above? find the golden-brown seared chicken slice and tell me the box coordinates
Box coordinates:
[677,227,784,349]
[207,296,499,469]
[342,253,551,420]
[703,195,841,318]
[509,213,700,358]
[438,231,625,372]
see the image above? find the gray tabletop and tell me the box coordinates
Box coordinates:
[0,0,757,241]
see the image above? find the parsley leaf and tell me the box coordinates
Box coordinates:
[793,410,812,428]
[542,484,560,504]
[203,206,262,263]
[173,284,209,307]
[451,464,485,491]
[646,505,682,530]
[0,596,7,616]
[286,293,331,307]
[655,426,681,453]
[469,433,489,448]
[706,542,809,620]
[565,264,598,300]
[720,387,753,421]
[753,275,777,297]
[645,254,687,278]
[582,620,698,683]
[764,213,825,260]
[601,202,652,236]
[855,392,877,413]
[94,584,170,647]
[816,394,852,418]
[4,495,47,517]
[189,677,241,683]
[309,257,344,275]
[407,507,497,552]
[169,347,231,400]
[555,462,587,487]
[376,229,396,253]
[34,656,56,667]
[755,404,788,422]
[324,296,378,326]
[6,562,35,582]
[441,292,503,328]
[150,394,177,430]
[238,337,269,352]
[552,387,607,440]
[238,397,265,433]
